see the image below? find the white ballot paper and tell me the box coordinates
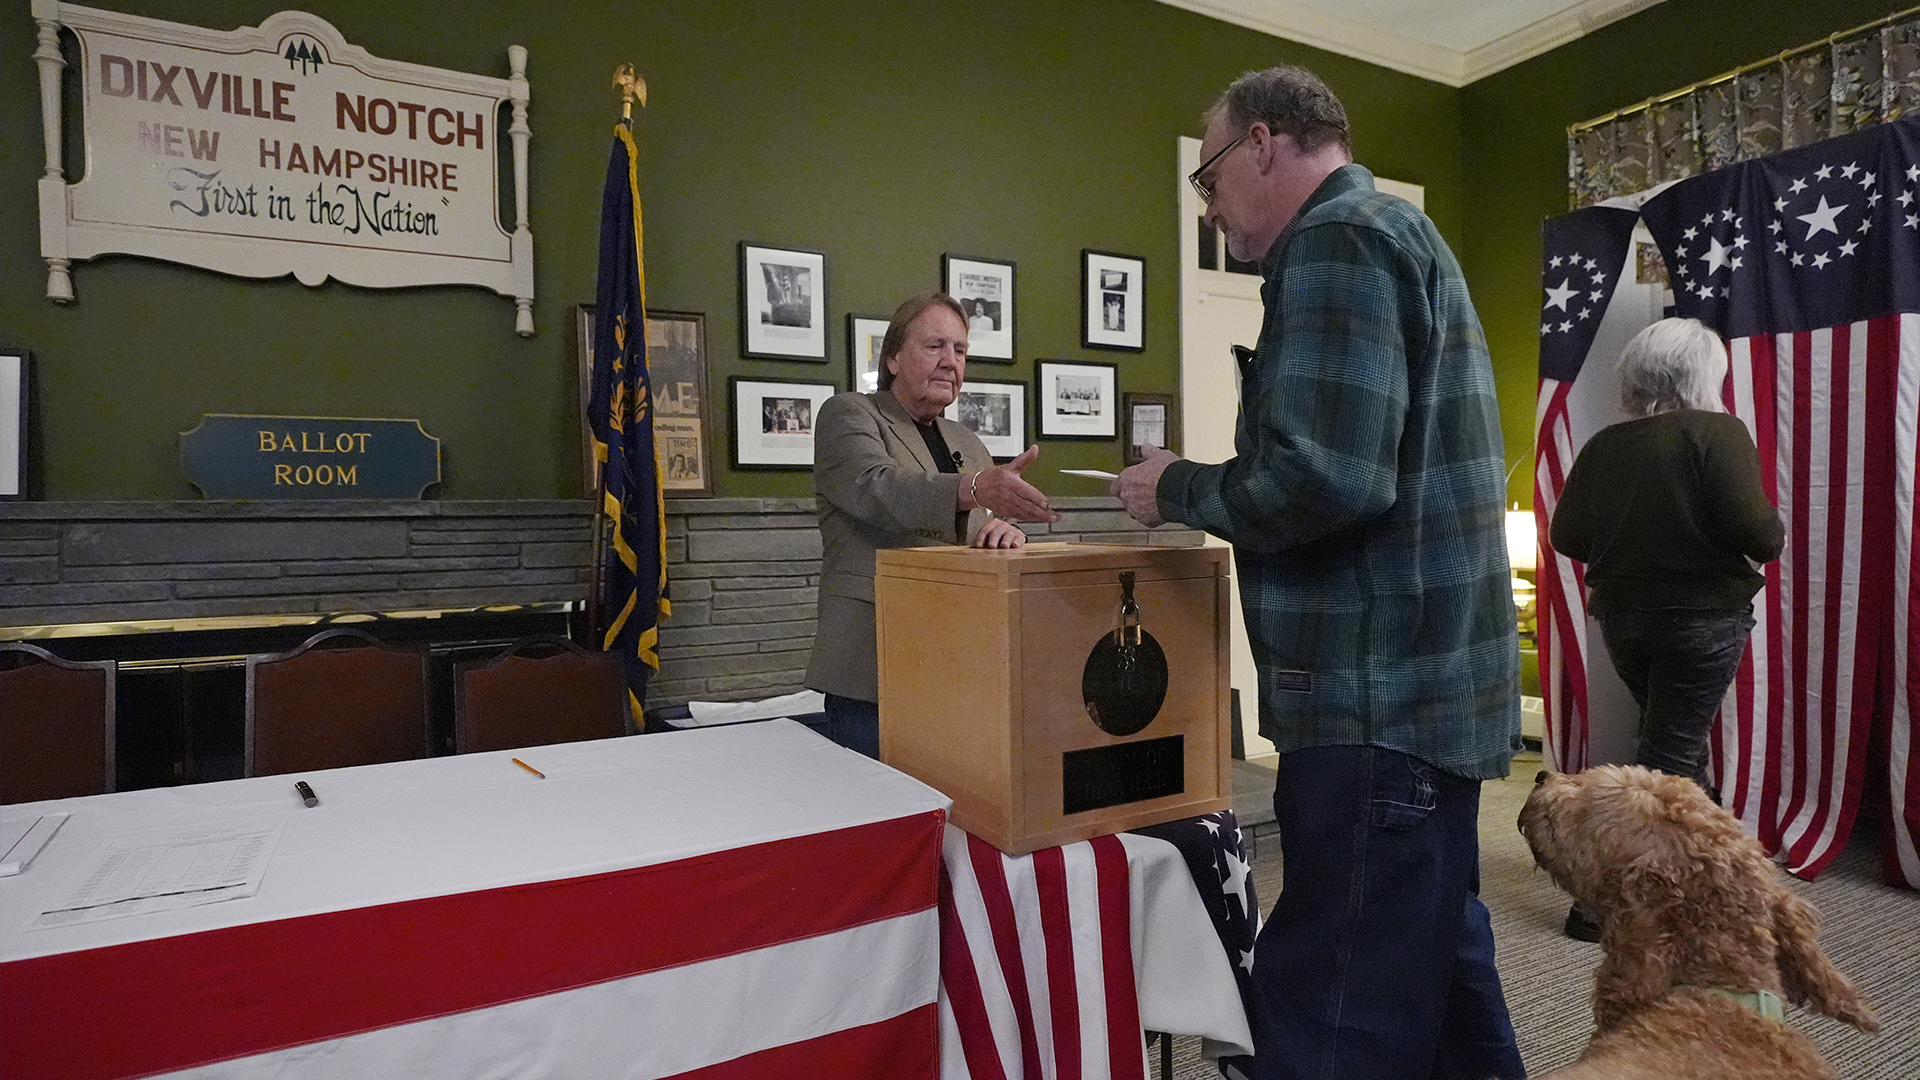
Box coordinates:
[30,820,285,930]
[1059,469,1119,480]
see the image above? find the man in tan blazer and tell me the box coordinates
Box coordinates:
[806,293,1058,756]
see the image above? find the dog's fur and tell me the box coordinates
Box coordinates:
[1517,765,1879,1079]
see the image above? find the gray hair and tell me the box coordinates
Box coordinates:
[877,292,967,391]
[1205,65,1351,154]
[1616,317,1729,417]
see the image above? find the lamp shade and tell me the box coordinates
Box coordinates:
[1505,510,1537,572]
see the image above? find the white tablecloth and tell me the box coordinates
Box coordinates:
[0,720,951,1080]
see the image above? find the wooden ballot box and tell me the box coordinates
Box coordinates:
[875,543,1230,854]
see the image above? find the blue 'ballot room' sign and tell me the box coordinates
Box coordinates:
[181,414,441,498]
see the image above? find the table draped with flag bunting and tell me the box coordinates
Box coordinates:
[936,813,1257,1080]
[1535,113,1920,888]
[588,121,668,718]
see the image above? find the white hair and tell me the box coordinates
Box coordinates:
[1616,317,1729,417]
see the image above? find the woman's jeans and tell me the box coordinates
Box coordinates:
[1254,745,1525,1080]
[1597,607,1757,784]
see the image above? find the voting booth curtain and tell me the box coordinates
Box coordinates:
[1534,114,1920,890]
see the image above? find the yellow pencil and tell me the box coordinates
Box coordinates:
[512,757,546,780]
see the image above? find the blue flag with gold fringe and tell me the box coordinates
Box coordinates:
[588,122,667,719]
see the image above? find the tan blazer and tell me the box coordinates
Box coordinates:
[805,390,995,701]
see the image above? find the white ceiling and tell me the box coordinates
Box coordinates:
[1152,0,1670,86]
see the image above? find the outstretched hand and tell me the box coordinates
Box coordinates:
[972,445,1061,523]
[1112,444,1179,527]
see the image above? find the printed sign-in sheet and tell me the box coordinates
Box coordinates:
[30,821,284,930]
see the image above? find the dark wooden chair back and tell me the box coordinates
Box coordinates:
[0,643,116,804]
[453,635,628,754]
[245,628,428,777]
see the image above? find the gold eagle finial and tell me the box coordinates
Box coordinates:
[612,65,647,121]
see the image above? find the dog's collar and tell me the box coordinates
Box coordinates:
[1672,984,1785,1021]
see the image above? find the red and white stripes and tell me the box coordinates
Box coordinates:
[1717,318,1897,879]
[938,827,1146,1080]
[1888,313,1920,885]
[1535,376,1591,775]
[1538,313,1920,888]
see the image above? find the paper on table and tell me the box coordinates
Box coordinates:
[1059,469,1119,480]
[0,812,68,877]
[28,820,284,930]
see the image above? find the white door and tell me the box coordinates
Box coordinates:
[1178,136,1270,758]
[1175,138,1425,761]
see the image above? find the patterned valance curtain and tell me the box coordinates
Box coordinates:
[1569,7,1920,207]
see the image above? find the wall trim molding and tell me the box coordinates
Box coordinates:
[1149,0,1667,86]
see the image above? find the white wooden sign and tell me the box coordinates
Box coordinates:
[31,3,536,335]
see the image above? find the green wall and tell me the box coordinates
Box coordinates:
[0,0,1462,500]
[1460,0,1905,507]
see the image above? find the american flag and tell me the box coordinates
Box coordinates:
[1533,204,1640,776]
[1128,811,1259,1079]
[937,819,1255,1080]
[1638,114,1920,886]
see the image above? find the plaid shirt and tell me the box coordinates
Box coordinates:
[1158,165,1520,780]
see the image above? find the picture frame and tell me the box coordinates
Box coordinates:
[577,306,715,496]
[1121,392,1175,465]
[730,377,838,470]
[1082,250,1145,351]
[645,310,714,495]
[0,349,29,500]
[847,314,890,394]
[942,254,1015,361]
[942,379,1027,461]
[739,242,828,360]
[576,305,597,492]
[1036,360,1118,440]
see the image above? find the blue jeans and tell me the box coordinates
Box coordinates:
[821,694,880,759]
[1254,746,1524,1080]
[1597,607,1755,785]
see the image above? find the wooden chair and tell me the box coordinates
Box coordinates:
[0,643,116,804]
[453,635,628,754]
[245,628,428,777]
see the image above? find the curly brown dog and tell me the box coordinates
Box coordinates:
[1517,765,1879,1079]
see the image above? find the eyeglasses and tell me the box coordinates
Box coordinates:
[1188,130,1249,203]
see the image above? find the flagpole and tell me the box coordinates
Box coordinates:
[586,65,648,649]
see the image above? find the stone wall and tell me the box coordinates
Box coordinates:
[651,497,1203,707]
[0,501,594,629]
[0,497,1200,708]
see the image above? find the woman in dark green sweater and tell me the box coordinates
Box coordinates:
[1549,317,1785,939]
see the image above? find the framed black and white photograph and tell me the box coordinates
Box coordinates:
[1082,250,1145,351]
[942,379,1027,460]
[739,242,828,360]
[847,315,889,394]
[1036,360,1117,440]
[0,349,28,500]
[646,310,713,495]
[1122,392,1174,464]
[942,254,1015,361]
[730,377,837,469]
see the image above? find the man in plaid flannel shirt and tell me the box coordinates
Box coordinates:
[1115,66,1526,1080]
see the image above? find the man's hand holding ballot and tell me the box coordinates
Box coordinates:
[1112,444,1180,528]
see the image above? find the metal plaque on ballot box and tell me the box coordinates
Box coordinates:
[875,543,1230,855]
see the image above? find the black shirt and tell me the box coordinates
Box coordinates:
[1550,409,1784,615]
[915,420,969,538]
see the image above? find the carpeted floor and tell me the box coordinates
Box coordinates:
[1166,750,1919,1078]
